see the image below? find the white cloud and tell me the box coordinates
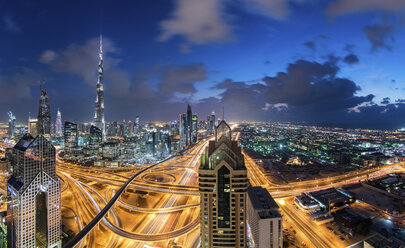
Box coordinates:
[39,50,58,63]
[327,0,405,16]
[158,0,234,45]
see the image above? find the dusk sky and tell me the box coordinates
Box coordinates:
[1,0,405,129]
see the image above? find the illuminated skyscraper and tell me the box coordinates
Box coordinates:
[8,111,16,139]
[210,111,216,133]
[28,117,38,138]
[94,35,106,141]
[37,86,51,138]
[64,121,78,151]
[7,134,61,248]
[192,114,198,143]
[179,113,186,150]
[186,104,193,146]
[199,117,248,248]
[89,125,103,147]
[55,109,62,137]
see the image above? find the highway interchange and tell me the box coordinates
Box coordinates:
[1,133,405,248]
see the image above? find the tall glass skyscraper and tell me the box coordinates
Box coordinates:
[55,109,62,137]
[199,119,248,248]
[8,111,16,139]
[37,86,51,138]
[94,35,106,141]
[7,134,61,248]
[64,121,78,151]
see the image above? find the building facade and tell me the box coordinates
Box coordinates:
[64,121,78,151]
[8,111,16,140]
[7,134,61,248]
[55,109,62,137]
[37,87,51,138]
[247,186,283,248]
[94,35,106,141]
[199,120,248,248]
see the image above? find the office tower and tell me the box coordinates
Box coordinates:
[94,35,106,141]
[55,109,62,137]
[160,134,171,157]
[64,121,78,151]
[199,118,248,248]
[247,187,282,248]
[89,126,103,147]
[192,114,198,144]
[8,111,16,139]
[186,104,193,146]
[28,118,38,138]
[210,111,216,133]
[7,134,61,248]
[179,114,187,150]
[135,116,140,128]
[37,86,51,138]
[145,132,156,156]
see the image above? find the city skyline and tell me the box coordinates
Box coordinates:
[1,1,405,129]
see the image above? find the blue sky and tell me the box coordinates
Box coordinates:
[1,0,405,129]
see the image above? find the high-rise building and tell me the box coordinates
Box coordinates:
[64,121,78,151]
[7,134,61,248]
[179,113,187,150]
[7,111,16,139]
[186,104,193,146]
[28,118,38,138]
[135,116,140,128]
[37,86,51,138]
[145,132,156,156]
[210,111,216,133]
[199,118,248,248]
[89,125,103,147]
[247,186,283,248]
[94,35,106,141]
[55,109,62,137]
[192,114,198,144]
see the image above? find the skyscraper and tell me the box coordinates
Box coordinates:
[192,114,198,144]
[8,111,16,139]
[64,121,78,151]
[28,117,38,138]
[7,134,61,248]
[55,109,62,137]
[37,86,51,138]
[210,111,216,134]
[94,35,106,141]
[199,118,248,248]
[186,104,193,146]
[179,113,186,150]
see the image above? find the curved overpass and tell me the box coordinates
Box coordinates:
[63,155,174,248]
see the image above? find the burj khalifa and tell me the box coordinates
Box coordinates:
[94,35,106,141]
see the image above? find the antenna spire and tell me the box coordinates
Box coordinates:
[222,106,224,121]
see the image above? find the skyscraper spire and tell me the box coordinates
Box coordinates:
[94,34,106,141]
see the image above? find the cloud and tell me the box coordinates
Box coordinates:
[3,14,22,33]
[381,97,390,104]
[212,58,375,122]
[157,0,296,50]
[39,50,58,63]
[157,0,234,46]
[0,68,38,100]
[326,0,405,16]
[39,37,120,87]
[343,53,359,64]
[158,63,207,95]
[242,0,291,20]
[363,25,395,51]
[303,41,316,51]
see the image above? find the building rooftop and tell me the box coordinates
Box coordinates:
[248,186,279,211]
